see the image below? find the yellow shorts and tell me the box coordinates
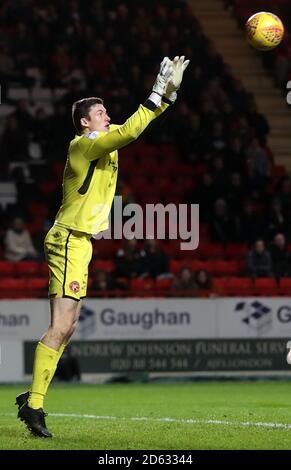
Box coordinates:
[44,225,93,301]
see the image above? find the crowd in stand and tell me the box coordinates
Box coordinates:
[0,0,291,295]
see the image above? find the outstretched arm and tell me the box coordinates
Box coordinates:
[77,58,173,161]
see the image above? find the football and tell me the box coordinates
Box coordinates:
[246,11,284,51]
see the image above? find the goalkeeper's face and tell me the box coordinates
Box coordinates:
[83,104,111,133]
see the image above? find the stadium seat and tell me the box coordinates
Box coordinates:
[90,260,114,272]
[279,278,291,289]
[40,262,49,276]
[163,241,184,258]
[212,277,228,293]
[28,278,48,290]
[278,278,291,295]
[191,260,215,272]
[169,260,186,274]
[155,277,174,290]
[40,180,59,195]
[212,260,239,276]
[0,278,28,290]
[15,261,40,277]
[225,244,248,260]
[28,202,49,217]
[92,240,118,259]
[130,278,154,290]
[254,278,278,294]
[226,277,253,295]
[0,261,15,277]
[196,243,225,259]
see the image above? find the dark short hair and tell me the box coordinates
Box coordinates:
[72,97,104,134]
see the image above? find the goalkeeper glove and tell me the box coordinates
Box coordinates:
[164,55,190,103]
[149,57,173,107]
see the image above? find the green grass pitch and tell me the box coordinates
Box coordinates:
[1,381,291,450]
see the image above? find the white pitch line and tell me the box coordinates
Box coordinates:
[2,412,291,430]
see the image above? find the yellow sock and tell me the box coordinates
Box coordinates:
[28,342,58,409]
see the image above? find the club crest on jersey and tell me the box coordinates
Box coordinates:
[69,281,80,293]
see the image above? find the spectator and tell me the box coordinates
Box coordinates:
[269,233,291,280]
[194,269,213,290]
[211,155,228,196]
[225,136,245,173]
[115,178,136,206]
[227,172,244,213]
[4,217,39,262]
[172,266,196,290]
[247,100,269,145]
[115,239,145,278]
[245,137,270,179]
[247,239,273,279]
[196,172,219,219]
[143,239,169,278]
[237,200,263,244]
[2,115,29,165]
[91,269,126,292]
[209,198,237,244]
[243,158,266,201]
[265,198,287,240]
[276,176,291,215]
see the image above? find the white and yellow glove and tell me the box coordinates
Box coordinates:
[164,55,190,103]
[149,57,173,107]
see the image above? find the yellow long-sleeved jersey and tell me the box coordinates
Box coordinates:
[54,101,169,235]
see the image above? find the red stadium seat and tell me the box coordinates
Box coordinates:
[155,277,174,290]
[279,278,291,295]
[226,277,253,295]
[28,202,49,217]
[93,240,118,259]
[225,244,248,260]
[52,162,65,181]
[0,278,28,290]
[0,277,47,294]
[279,278,291,289]
[40,262,49,276]
[15,261,40,277]
[28,278,48,290]
[90,260,114,272]
[212,260,239,276]
[163,241,183,258]
[196,243,225,259]
[0,261,15,277]
[170,260,186,274]
[41,180,59,195]
[199,224,210,239]
[213,277,228,293]
[254,278,278,295]
[191,260,215,272]
[130,278,154,290]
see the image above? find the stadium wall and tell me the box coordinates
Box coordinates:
[0,299,290,382]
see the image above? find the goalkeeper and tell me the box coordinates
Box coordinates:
[16,56,190,438]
